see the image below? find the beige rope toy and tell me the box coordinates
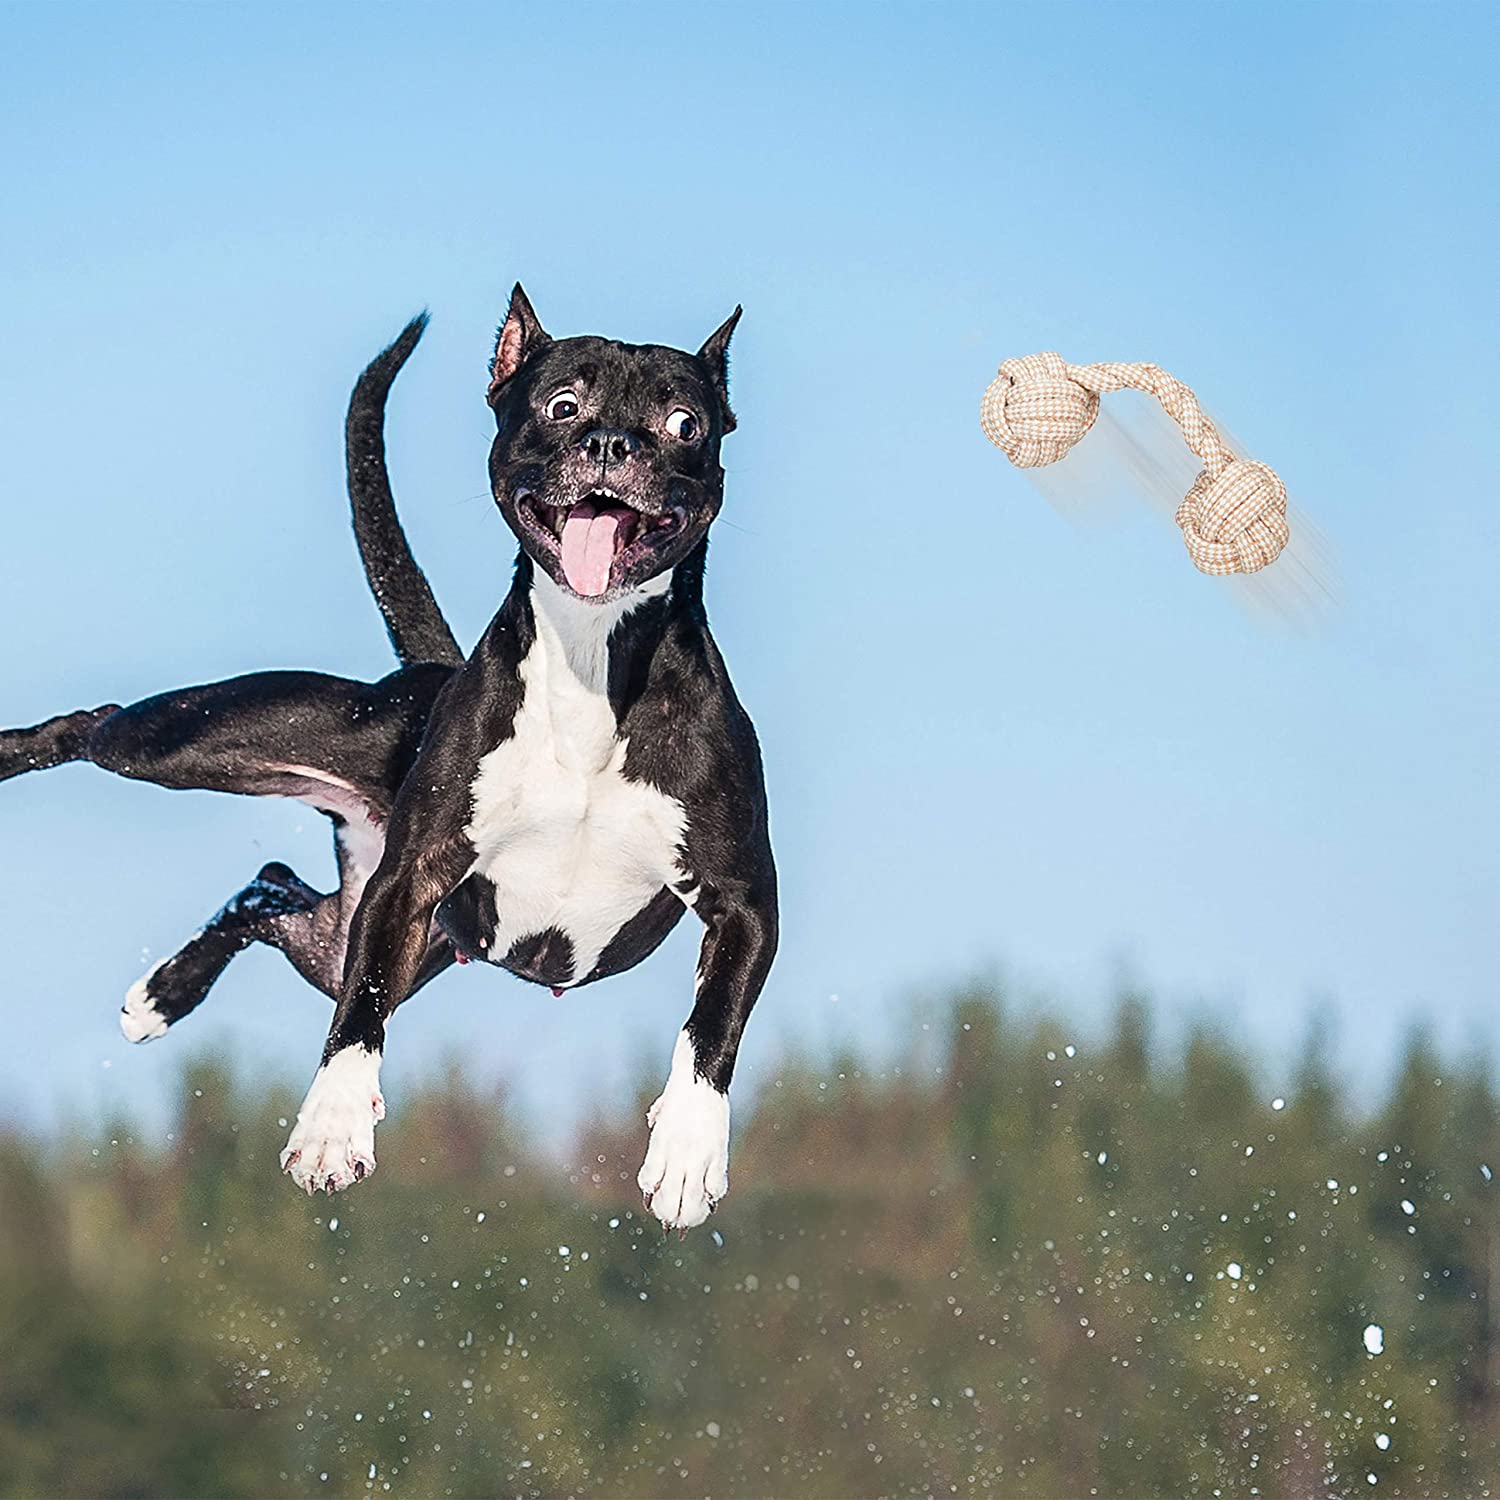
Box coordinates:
[980,353,1289,575]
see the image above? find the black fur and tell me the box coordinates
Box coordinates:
[0,288,777,1215]
[321,290,777,1108]
[346,314,463,667]
[1,320,467,1021]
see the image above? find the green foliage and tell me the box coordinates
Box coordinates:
[1,990,1497,1498]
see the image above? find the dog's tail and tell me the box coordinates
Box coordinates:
[346,314,464,667]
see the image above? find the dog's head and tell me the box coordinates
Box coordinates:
[486,284,740,603]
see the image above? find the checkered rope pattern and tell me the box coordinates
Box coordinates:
[980,352,1289,575]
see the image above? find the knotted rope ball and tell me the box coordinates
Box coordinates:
[980,355,1289,575]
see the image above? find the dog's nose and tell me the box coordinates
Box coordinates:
[579,428,637,467]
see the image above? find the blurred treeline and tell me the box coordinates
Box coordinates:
[2,986,1498,1499]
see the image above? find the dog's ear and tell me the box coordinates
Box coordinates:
[489,283,551,401]
[697,306,742,434]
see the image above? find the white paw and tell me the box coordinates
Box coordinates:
[280,1047,385,1194]
[637,1031,730,1232]
[120,964,170,1043]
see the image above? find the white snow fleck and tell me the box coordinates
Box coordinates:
[1327,1179,1339,1191]
[1227,1262,1243,1280]
[706,1421,721,1438]
[328,1218,338,1232]
[1363,1323,1385,1355]
[1401,1199,1416,1216]
[1271,1097,1285,1111]
[1482,1164,1493,1182]
[1376,1433,1391,1450]
[558,1245,571,1257]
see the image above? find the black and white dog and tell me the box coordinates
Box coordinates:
[0,288,777,1231]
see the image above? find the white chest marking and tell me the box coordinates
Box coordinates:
[464,571,686,983]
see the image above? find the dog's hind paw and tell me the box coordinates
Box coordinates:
[120,965,171,1043]
[281,1047,385,1194]
[637,1032,730,1233]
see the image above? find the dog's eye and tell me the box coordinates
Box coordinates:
[545,390,580,421]
[665,408,700,442]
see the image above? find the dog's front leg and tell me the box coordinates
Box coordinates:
[638,874,778,1232]
[281,836,469,1194]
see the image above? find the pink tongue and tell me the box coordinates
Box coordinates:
[559,503,619,597]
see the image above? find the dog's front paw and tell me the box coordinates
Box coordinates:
[280,1047,385,1194]
[637,1034,730,1232]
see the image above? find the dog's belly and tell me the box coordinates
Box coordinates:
[445,735,689,988]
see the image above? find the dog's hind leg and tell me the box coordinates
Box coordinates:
[121,792,381,1041]
[0,707,121,783]
[122,820,455,1042]
[5,669,455,1030]
[122,861,334,1040]
[83,668,448,805]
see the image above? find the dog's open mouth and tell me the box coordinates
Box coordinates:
[518,489,685,598]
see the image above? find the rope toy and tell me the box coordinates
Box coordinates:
[980,353,1289,575]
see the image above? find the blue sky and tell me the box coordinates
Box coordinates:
[1,2,1495,1143]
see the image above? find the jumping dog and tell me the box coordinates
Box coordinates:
[0,288,777,1231]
